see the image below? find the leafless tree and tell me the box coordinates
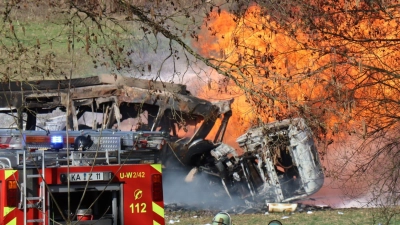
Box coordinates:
[1,0,400,223]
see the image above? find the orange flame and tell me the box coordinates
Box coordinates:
[193,4,400,143]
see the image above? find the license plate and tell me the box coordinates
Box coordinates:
[69,172,104,182]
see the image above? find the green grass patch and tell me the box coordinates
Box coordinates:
[166,208,400,225]
[0,4,198,81]
[0,10,147,80]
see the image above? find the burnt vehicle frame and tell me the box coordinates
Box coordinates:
[0,74,324,203]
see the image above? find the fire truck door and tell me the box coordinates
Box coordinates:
[48,183,121,225]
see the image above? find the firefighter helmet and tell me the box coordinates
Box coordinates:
[212,212,232,225]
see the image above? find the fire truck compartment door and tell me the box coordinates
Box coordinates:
[49,183,121,225]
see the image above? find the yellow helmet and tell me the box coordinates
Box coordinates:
[212,212,232,225]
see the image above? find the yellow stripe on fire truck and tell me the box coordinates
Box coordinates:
[4,170,17,220]
[6,217,16,225]
[152,201,164,217]
[5,170,16,179]
[4,207,15,221]
[151,164,162,173]
[151,164,164,225]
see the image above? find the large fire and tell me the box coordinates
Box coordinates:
[194,5,342,143]
[194,3,400,142]
[192,2,400,206]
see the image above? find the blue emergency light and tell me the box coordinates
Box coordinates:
[51,136,63,143]
[50,135,63,150]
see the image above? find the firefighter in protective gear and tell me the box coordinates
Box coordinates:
[212,212,232,225]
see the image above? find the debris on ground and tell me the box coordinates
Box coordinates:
[165,202,333,218]
[268,203,298,213]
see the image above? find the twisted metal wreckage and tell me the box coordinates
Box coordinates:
[0,74,324,204]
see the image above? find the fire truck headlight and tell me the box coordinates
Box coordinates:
[50,135,64,150]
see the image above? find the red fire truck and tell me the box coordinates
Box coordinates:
[0,129,167,225]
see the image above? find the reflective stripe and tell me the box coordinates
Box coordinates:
[6,217,16,225]
[5,170,16,179]
[152,201,164,218]
[4,170,17,218]
[4,207,15,217]
[151,165,164,224]
[151,164,161,173]
[4,171,17,220]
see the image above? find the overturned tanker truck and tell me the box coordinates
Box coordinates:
[0,74,324,204]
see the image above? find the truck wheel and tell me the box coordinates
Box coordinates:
[181,139,216,166]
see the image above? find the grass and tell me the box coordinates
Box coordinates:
[165,208,400,225]
[1,16,91,76]
[0,6,145,80]
[0,2,201,83]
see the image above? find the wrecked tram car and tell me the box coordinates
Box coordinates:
[0,75,324,204]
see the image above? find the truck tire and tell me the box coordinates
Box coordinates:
[181,139,216,166]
